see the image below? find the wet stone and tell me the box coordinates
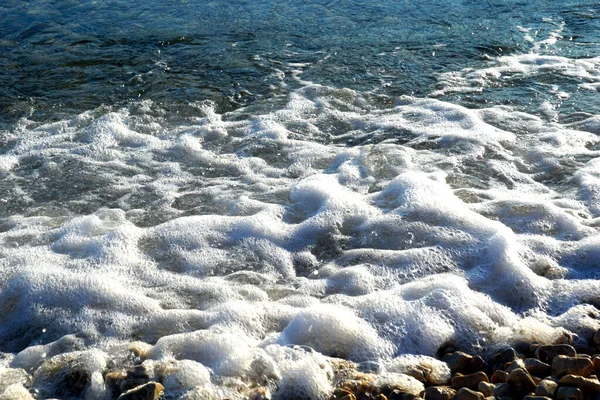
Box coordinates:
[453,387,484,400]
[506,368,536,395]
[524,358,551,377]
[477,381,494,397]
[559,374,600,392]
[331,388,356,400]
[451,372,489,390]
[117,382,164,400]
[535,345,577,364]
[593,355,600,371]
[489,348,518,371]
[523,396,552,400]
[490,370,508,383]
[492,383,511,397]
[535,379,558,397]
[120,378,151,394]
[422,386,455,400]
[556,386,583,400]
[593,329,600,346]
[505,359,526,373]
[551,355,593,377]
[443,352,473,374]
[105,370,128,397]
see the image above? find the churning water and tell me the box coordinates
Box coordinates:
[1,0,600,398]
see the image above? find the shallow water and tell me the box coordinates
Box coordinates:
[1,0,600,399]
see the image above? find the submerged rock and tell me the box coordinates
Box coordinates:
[116,382,164,400]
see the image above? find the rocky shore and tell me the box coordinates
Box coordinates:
[3,330,600,400]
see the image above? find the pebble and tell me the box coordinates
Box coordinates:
[490,370,508,383]
[523,396,552,400]
[116,382,164,400]
[451,372,488,390]
[535,345,577,364]
[442,352,473,374]
[506,367,536,395]
[492,382,511,397]
[524,358,551,377]
[559,374,600,392]
[489,348,518,371]
[421,386,455,400]
[535,379,558,397]
[551,355,593,377]
[476,381,494,397]
[593,355,600,371]
[592,329,600,346]
[556,386,583,400]
[331,388,356,400]
[453,387,484,400]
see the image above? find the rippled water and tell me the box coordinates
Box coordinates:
[1,1,600,399]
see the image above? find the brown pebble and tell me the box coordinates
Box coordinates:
[453,387,484,400]
[490,370,509,383]
[443,352,473,373]
[556,386,583,400]
[374,395,388,400]
[451,371,489,390]
[559,374,600,392]
[105,370,128,397]
[524,358,551,377]
[593,355,600,371]
[551,355,594,377]
[331,388,356,400]
[477,381,494,397]
[506,367,536,395]
[422,386,455,400]
[405,365,430,384]
[535,379,558,397]
[117,382,164,400]
[535,344,577,364]
[468,356,486,374]
[505,359,526,373]
[523,396,552,400]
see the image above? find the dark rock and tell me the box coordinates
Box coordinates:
[523,396,552,400]
[422,386,455,400]
[556,386,583,400]
[593,355,600,371]
[505,359,525,373]
[452,387,484,400]
[551,355,593,377]
[492,383,511,397]
[467,356,486,374]
[120,378,151,394]
[535,379,557,397]
[535,344,577,364]
[451,372,488,390]
[117,382,164,400]
[490,370,508,383]
[592,329,600,346]
[443,352,473,374]
[524,358,551,377]
[506,368,536,396]
[105,370,128,398]
[374,395,388,400]
[489,348,518,372]
[559,374,600,392]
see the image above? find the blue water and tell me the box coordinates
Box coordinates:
[2,0,599,124]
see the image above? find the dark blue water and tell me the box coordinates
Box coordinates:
[2,0,599,124]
